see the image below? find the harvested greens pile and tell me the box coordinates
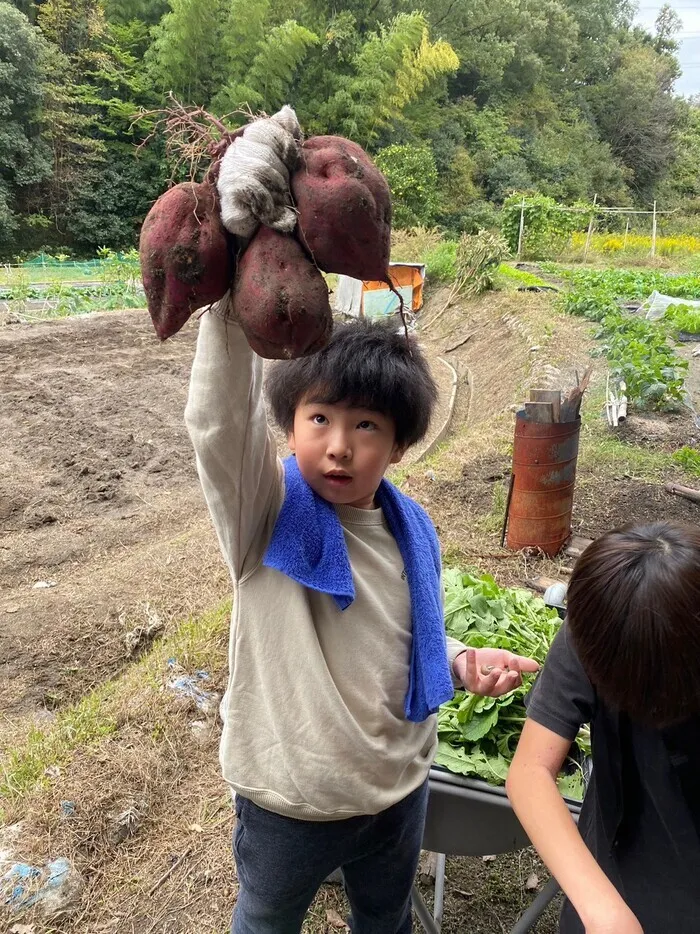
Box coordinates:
[437,569,590,799]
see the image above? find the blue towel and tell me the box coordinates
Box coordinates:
[264,456,454,722]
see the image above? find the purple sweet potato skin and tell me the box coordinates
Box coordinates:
[291,135,391,282]
[233,226,332,359]
[139,181,232,341]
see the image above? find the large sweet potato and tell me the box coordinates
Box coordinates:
[233,226,332,359]
[291,136,391,282]
[140,181,232,341]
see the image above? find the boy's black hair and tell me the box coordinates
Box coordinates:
[265,319,437,448]
[567,521,700,728]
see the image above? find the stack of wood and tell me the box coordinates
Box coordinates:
[523,368,592,424]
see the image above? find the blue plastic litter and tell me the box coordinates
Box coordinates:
[166,662,217,713]
[2,857,77,913]
[2,862,41,907]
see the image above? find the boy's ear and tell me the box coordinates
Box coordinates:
[287,432,296,453]
[390,445,406,465]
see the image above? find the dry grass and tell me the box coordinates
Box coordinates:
[390,226,444,263]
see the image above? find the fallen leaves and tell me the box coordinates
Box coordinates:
[326,908,349,929]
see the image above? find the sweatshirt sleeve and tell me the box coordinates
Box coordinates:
[184,304,281,582]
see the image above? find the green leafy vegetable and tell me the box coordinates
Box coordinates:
[665,303,700,336]
[437,569,590,798]
[555,267,700,410]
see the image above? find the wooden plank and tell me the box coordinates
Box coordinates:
[525,576,561,594]
[529,389,561,422]
[665,482,700,505]
[566,535,593,558]
[524,401,554,423]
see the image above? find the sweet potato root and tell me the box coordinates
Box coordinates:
[291,135,391,282]
[233,226,332,359]
[140,181,232,340]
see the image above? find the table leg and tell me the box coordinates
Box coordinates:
[412,885,441,934]
[508,876,561,934]
[434,852,447,928]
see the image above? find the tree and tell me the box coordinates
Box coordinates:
[104,0,169,26]
[590,44,680,199]
[9,0,37,21]
[374,144,439,227]
[0,2,52,253]
[318,13,459,147]
[214,18,320,114]
[17,0,165,253]
[665,99,700,204]
[1,0,693,255]
[654,4,682,54]
[148,0,227,105]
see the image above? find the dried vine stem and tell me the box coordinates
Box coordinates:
[130,93,257,183]
[384,276,412,349]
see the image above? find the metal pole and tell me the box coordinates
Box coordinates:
[583,193,598,262]
[412,885,441,934]
[517,198,526,259]
[651,200,657,257]
[433,853,447,929]
[623,218,630,251]
[508,876,562,934]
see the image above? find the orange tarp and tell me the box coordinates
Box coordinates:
[362,264,424,312]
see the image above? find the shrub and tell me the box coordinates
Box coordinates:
[374,144,439,229]
[501,193,592,259]
[423,241,457,282]
[390,226,443,264]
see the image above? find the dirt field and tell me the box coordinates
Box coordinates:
[1,312,226,730]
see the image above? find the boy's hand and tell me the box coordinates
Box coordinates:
[453,648,539,697]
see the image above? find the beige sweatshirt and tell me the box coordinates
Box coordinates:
[185,309,465,820]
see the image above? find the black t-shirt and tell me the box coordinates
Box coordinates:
[526,625,700,934]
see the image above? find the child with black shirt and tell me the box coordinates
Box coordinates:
[507,521,700,934]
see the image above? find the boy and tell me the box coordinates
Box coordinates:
[507,521,700,934]
[185,301,537,934]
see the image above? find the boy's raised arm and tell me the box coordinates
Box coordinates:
[184,303,280,581]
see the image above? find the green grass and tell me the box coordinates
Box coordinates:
[495,263,550,290]
[423,241,458,282]
[475,480,509,534]
[0,600,231,807]
[0,263,114,286]
[579,430,679,480]
[672,445,700,476]
[0,691,118,803]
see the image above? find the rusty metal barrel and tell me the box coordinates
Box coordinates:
[506,413,581,556]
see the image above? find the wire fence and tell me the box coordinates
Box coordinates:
[511,198,700,264]
[1,253,141,287]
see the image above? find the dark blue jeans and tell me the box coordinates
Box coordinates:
[231,779,428,934]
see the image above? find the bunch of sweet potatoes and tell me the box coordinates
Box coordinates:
[139,114,392,358]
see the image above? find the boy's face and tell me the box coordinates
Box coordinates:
[288,399,405,509]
